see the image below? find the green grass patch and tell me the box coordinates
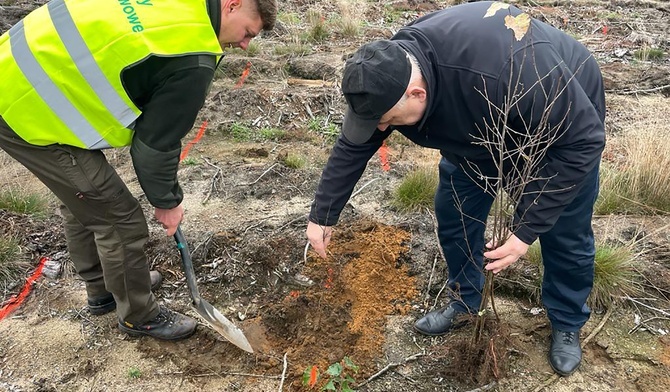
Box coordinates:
[591,243,638,308]
[281,152,306,169]
[308,116,340,143]
[127,367,142,379]
[0,237,29,291]
[633,47,665,61]
[522,241,639,309]
[392,167,439,213]
[273,42,313,56]
[180,157,199,166]
[0,189,49,217]
[259,127,286,141]
[228,122,254,142]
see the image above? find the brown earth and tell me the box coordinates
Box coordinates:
[1,1,670,392]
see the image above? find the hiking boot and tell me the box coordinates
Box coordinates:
[414,303,472,336]
[118,306,197,340]
[549,329,582,376]
[88,270,163,316]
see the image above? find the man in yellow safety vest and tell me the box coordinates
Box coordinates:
[0,0,276,340]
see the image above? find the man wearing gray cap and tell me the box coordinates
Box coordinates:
[305,1,605,377]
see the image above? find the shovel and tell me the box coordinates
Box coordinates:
[174,226,254,353]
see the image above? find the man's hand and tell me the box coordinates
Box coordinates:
[483,233,529,274]
[306,221,333,259]
[154,204,184,236]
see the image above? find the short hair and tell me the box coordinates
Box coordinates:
[251,0,277,31]
[395,51,423,109]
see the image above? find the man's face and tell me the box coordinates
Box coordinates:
[376,91,428,131]
[219,0,263,50]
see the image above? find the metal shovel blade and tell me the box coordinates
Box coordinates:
[174,227,254,353]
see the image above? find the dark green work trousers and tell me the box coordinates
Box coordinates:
[0,117,158,324]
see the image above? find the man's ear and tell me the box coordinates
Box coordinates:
[408,86,427,102]
[221,0,242,15]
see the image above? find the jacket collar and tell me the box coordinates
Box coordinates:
[207,0,221,35]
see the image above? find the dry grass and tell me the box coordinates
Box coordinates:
[597,95,670,214]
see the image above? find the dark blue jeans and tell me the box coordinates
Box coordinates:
[434,158,599,331]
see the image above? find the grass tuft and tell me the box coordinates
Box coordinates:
[392,167,439,212]
[597,128,670,214]
[127,367,141,379]
[306,9,329,42]
[0,189,49,217]
[259,127,286,141]
[590,242,639,308]
[308,116,339,143]
[523,241,640,309]
[633,47,665,62]
[0,237,29,291]
[281,152,306,169]
[228,122,254,142]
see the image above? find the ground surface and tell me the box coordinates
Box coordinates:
[1,0,669,391]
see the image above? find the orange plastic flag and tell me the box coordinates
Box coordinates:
[234,61,252,89]
[379,140,391,172]
[180,121,208,162]
[308,365,318,387]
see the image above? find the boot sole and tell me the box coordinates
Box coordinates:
[118,322,197,341]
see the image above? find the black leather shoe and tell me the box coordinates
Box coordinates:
[549,329,582,376]
[414,304,471,336]
[88,271,163,316]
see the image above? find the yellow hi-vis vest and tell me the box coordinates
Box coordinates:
[0,0,222,149]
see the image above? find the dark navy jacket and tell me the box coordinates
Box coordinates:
[310,1,605,244]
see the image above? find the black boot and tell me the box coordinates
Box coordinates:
[88,270,163,316]
[414,304,471,336]
[549,329,582,376]
[118,306,197,340]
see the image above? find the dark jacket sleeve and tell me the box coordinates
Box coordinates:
[126,55,216,209]
[504,44,605,244]
[309,133,384,226]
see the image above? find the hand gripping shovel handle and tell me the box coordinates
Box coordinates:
[174,226,254,353]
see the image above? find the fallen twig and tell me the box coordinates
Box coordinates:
[433,279,449,309]
[629,316,670,334]
[425,254,438,305]
[303,241,310,264]
[356,352,424,388]
[625,295,670,317]
[349,177,381,200]
[464,381,497,392]
[202,157,223,204]
[610,84,670,95]
[278,352,288,391]
[240,163,279,186]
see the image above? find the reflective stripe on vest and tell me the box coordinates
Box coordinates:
[9,0,138,149]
